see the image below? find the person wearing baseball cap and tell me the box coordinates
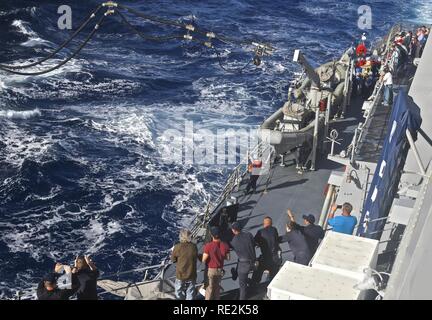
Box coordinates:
[279,220,311,265]
[229,222,256,300]
[287,209,325,255]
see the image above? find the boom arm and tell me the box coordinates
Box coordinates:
[293,49,321,88]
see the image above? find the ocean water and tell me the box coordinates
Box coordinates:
[0,0,427,299]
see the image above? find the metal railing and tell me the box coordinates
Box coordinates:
[96,140,274,298]
[190,140,271,239]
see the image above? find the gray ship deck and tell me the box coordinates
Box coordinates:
[160,96,366,300]
[356,64,417,163]
[108,58,419,300]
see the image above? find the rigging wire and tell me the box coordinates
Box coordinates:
[117,3,265,48]
[0,1,274,75]
[116,10,183,42]
[0,4,103,70]
[0,13,107,76]
[116,5,256,73]
[118,7,235,63]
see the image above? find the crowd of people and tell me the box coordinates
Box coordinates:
[352,26,429,106]
[34,25,429,302]
[36,255,99,300]
[170,200,357,301]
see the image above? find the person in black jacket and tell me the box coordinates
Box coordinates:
[230,222,256,300]
[287,209,325,255]
[279,221,312,265]
[37,267,76,300]
[251,217,281,284]
[71,255,100,300]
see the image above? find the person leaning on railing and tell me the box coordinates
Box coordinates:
[171,229,198,300]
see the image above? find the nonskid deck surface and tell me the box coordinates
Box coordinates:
[356,64,417,163]
[161,97,366,299]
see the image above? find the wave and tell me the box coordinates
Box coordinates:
[11,19,37,37]
[11,19,51,47]
[0,6,37,17]
[0,0,425,299]
[0,108,41,119]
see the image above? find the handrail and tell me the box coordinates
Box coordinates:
[189,140,271,238]
[98,263,167,280]
[96,141,273,297]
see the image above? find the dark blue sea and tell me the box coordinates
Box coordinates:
[0,0,428,298]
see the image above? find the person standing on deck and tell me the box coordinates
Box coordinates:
[327,202,358,235]
[71,255,100,300]
[171,229,198,300]
[279,221,312,265]
[202,226,230,300]
[287,209,324,255]
[36,267,77,300]
[381,68,393,107]
[251,217,281,284]
[245,159,259,195]
[229,222,256,300]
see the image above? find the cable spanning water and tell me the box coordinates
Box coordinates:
[0,0,426,299]
[0,2,270,76]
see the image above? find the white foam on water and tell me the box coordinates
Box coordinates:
[1,213,61,260]
[412,1,432,24]
[0,108,41,119]
[0,121,54,168]
[0,58,86,95]
[12,19,37,37]
[84,219,122,254]
[11,19,51,47]
[82,103,155,148]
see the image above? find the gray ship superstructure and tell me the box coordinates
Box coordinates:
[94,24,432,300]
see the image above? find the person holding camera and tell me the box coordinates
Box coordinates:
[37,264,76,300]
[71,255,100,300]
[328,202,358,235]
